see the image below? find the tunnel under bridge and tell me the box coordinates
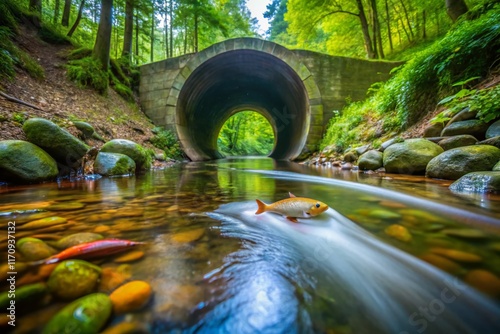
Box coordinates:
[139,38,400,161]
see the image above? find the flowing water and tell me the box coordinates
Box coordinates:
[1,158,500,333]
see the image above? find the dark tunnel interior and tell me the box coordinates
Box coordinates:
[176,50,310,160]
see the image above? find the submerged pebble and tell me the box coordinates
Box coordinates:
[172,228,205,243]
[20,216,67,230]
[47,260,101,300]
[47,202,85,211]
[42,293,112,334]
[384,224,412,242]
[113,250,145,263]
[430,247,482,263]
[18,237,56,261]
[419,253,463,274]
[442,228,487,239]
[464,269,500,298]
[56,232,104,249]
[109,280,152,314]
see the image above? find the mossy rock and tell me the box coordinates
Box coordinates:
[94,152,136,176]
[23,118,89,169]
[0,283,48,310]
[450,171,500,194]
[18,237,56,261]
[358,150,383,170]
[426,145,500,180]
[73,121,95,138]
[383,139,443,174]
[100,139,151,170]
[47,260,102,300]
[441,119,490,139]
[0,140,58,183]
[438,135,477,151]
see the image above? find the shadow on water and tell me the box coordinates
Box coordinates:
[189,202,500,333]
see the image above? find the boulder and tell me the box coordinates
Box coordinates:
[343,150,358,162]
[358,150,383,170]
[446,107,477,126]
[426,145,500,180]
[494,161,500,171]
[478,136,500,149]
[438,135,478,151]
[23,118,89,169]
[94,152,136,176]
[383,138,443,174]
[73,121,95,138]
[423,123,444,138]
[450,171,500,194]
[380,137,404,152]
[441,119,490,139]
[486,120,500,139]
[100,139,150,170]
[0,140,58,183]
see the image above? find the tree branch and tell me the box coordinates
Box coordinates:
[0,91,45,111]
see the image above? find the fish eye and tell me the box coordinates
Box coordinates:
[315,203,320,208]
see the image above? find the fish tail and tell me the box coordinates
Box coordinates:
[255,199,267,215]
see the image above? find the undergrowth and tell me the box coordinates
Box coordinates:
[321,3,500,152]
[67,57,109,94]
[149,127,184,160]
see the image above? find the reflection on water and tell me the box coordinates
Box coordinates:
[0,158,499,333]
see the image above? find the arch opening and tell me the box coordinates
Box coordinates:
[176,49,310,161]
[217,110,275,157]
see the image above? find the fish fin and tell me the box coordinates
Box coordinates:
[288,192,296,198]
[255,199,267,214]
[286,216,298,223]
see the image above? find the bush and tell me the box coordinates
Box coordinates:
[67,57,109,94]
[38,26,71,45]
[149,127,184,160]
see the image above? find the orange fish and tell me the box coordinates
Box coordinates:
[255,192,329,223]
[40,239,145,265]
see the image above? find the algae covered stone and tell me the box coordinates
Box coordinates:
[56,232,104,249]
[47,260,102,300]
[0,140,58,183]
[100,139,151,170]
[94,152,136,176]
[43,293,112,334]
[426,145,500,180]
[358,150,383,170]
[450,171,500,193]
[383,138,443,174]
[18,237,56,261]
[0,282,48,309]
[23,118,89,168]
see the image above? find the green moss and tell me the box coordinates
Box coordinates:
[38,26,71,45]
[66,48,93,60]
[149,127,184,160]
[67,57,109,94]
[0,0,22,33]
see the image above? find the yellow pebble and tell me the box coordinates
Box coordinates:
[110,280,152,314]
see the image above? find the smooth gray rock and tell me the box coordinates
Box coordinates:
[23,118,89,169]
[446,107,477,126]
[0,140,58,183]
[450,171,500,193]
[441,119,490,139]
[94,152,136,176]
[486,119,500,139]
[383,138,443,174]
[438,135,478,151]
[380,137,404,152]
[423,123,444,138]
[426,145,500,180]
[478,136,500,149]
[358,150,383,170]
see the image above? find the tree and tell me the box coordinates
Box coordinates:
[264,0,288,41]
[53,0,61,24]
[67,0,86,37]
[446,0,468,22]
[122,0,134,59]
[93,0,114,71]
[62,0,72,26]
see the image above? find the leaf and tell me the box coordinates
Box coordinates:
[452,76,481,87]
[438,94,457,105]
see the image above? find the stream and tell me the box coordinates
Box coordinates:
[1,158,499,333]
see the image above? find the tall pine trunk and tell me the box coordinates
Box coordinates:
[446,0,468,22]
[93,0,114,72]
[150,6,155,62]
[122,0,134,60]
[53,0,61,24]
[385,0,393,51]
[169,0,173,57]
[67,0,86,37]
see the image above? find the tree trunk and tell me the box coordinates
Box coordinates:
[355,0,375,59]
[67,0,86,37]
[385,0,393,51]
[122,0,134,59]
[169,0,173,57]
[371,0,384,59]
[62,0,72,26]
[446,0,468,22]
[422,10,427,39]
[194,12,198,53]
[399,0,414,40]
[135,9,139,64]
[53,0,61,24]
[29,0,42,26]
[93,0,114,71]
[164,0,169,58]
[150,6,155,62]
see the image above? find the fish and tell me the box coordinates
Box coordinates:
[255,192,329,223]
[36,238,145,265]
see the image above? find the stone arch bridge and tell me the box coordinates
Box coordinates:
[139,38,399,161]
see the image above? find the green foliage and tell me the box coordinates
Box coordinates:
[149,127,184,160]
[67,48,93,60]
[38,26,71,45]
[217,111,274,156]
[67,57,109,94]
[0,0,22,33]
[0,26,44,81]
[12,112,26,124]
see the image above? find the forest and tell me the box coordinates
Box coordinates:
[0,0,498,156]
